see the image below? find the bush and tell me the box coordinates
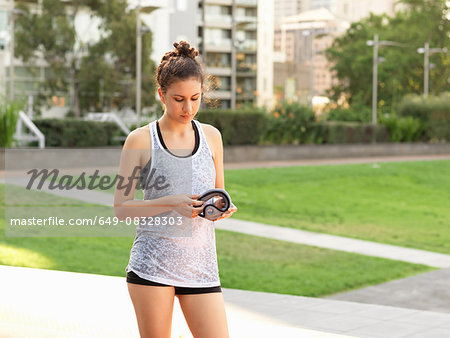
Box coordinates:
[33,118,121,147]
[325,103,372,123]
[196,109,266,145]
[263,102,316,144]
[307,121,389,144]
[0,100,22,148]
[379,113,425,142]
[397,93,450,141]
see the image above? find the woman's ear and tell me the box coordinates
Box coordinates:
[157,88,165,105]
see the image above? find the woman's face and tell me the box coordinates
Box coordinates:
[158,77,202,124]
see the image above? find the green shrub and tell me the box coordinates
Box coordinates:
[263,102,316,144]
[325,103,372,123]
[397,93,450,141]
[196,109,266,145]
[379,114,425,142]
[428,109,450,141]
[33,118,121,147]
[0,101,22,148]
[308,121,389,144]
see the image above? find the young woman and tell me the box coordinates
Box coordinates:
[114,41,237,338]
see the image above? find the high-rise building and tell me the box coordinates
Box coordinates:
[274,0,311,24]
[147,0,273,110]
[273,0,405,106]
[310,0,337,12]
[273,7,349,104]
[335,0,402,23]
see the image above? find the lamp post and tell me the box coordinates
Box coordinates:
[9,7,26,102]
[231,0,237,110]
[303,28,328,109]
[366,34,404,125]
[134,1,158,128]
[417,42,448,98]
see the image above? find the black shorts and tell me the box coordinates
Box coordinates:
[126,270,222,295]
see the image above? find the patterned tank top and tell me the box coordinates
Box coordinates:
[125,119,220,287]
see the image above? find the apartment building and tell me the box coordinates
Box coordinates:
[147,0,273,110]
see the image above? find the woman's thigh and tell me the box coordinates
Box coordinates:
[177,292,229,338]
[127,282,176,338]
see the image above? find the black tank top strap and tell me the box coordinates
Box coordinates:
[155,120,200,158]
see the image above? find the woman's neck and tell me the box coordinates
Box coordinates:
[158,113,193,136]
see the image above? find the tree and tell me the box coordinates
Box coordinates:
[14,0,156,116]
[326,0,449,111]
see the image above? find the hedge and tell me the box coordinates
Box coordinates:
[307,121,389,144]
[397,93,450,141]
[33,118,122,147]
[196,109,265,145]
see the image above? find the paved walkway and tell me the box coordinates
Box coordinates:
[216,219,450,268]
[325,267,450,314]
[1,264,450,338]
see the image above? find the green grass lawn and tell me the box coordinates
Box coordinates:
[224,160,450,254]
[86,160,449,253]
[0,183,433,297]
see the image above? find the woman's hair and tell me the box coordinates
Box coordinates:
[156,41,205,93]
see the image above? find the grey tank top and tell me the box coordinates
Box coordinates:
[125,120,220,287]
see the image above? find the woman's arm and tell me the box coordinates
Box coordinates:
[113,128,202,220]
[203,124,237,220]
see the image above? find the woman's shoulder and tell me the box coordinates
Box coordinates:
[197,122,222,140]
[123,124,151,150]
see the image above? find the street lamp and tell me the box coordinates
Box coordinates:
[417,42,448,98]
[366,34,405,125]
[303,28,329,109]
[133,1,159,128]
[8,7,26,102]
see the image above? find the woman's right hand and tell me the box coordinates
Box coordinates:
[161,194,205,218]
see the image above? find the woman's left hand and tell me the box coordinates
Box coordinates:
[213,203,238,222]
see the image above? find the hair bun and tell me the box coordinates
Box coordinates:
[173,41,199,59]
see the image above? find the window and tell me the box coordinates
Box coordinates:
[217,76,231,91]
[206,53,231,67]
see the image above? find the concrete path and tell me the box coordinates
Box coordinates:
[216,219,450,268]
[325,268,450,314]
[1,264,450,338]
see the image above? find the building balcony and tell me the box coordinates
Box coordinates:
[203,16,233,29]
[235,15,257,25]
[235,0,257,7]
[236,63,256,77]
[206,90,232,100]
[204,0,233,6]
[236,40,257,53]
[204,39,232,52]
[206,67,232,76]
